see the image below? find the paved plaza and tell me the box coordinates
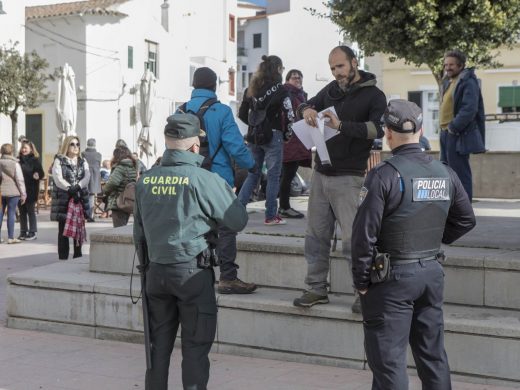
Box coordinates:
[1,200,519,389]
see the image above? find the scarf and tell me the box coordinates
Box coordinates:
[63,198,87,246]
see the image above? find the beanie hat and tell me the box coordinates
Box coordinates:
[192,67,217,91]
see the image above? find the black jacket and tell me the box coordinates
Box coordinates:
[351,144,476,289]
[19,154,45,203]
[298,71,387,176]
[238,83,294,137]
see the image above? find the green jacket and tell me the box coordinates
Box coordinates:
[133,149,248,265]
[103,159,137,211]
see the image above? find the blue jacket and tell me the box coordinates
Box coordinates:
[182,89,254,187]
[441,68,486,154]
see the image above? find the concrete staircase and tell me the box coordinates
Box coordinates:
[6,225,520,386]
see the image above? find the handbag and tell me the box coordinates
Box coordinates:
[116,169,136,214]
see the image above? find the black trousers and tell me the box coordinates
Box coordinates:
[360,259,451,390]
[19,201,37,234]
[279,161,300,210]
[58,220,82,260]
[145,263,217,390]
[216,224,238,281]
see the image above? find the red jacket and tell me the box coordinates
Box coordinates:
[283,83,312,165]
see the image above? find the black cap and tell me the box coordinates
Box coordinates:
[192,67,217,91]
[383,99,423,133]
[164,113,205,138]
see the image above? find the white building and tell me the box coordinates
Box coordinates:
[237,0,344,101]
[24,0,238,168]
[0,0,27,146]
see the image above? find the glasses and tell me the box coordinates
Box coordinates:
[69,142,80,147]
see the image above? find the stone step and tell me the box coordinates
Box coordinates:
[89,228,520,311]
[6,263,520,386]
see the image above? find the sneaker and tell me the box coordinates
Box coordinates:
[278,208,304,219]
[218,278,257,294]
[25,233,37,241]
[293,291,329,307]
[264,215,287,225]
[351,295,362,314]
[17,233,27,241]
[7,238,22,244]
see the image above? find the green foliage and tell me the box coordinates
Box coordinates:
[0,41,50,144]
[328,0,520,83]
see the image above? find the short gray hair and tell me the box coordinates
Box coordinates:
[87,138,96,147]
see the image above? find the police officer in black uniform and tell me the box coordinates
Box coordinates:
[351,99,476,390]
[133,113,249,390]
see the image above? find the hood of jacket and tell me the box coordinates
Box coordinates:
[326,70,378,101]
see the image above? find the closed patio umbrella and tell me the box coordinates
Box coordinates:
[55,63,77,149]
[137,68,156,167]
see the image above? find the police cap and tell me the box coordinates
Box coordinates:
[164,113,206,139]
[383,99,423,133]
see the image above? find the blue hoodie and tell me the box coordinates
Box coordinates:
[182,89,254,187]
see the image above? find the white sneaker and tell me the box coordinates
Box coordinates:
[264,215,287,225]
[7,238,22,244]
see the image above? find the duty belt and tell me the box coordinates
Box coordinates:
[390,255,438,265]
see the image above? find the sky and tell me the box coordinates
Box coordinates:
[243,0,267,6]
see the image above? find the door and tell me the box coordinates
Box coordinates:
[25,114,43,162]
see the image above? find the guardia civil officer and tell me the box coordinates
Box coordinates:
[351,99,476,390]
[133,113,248,390]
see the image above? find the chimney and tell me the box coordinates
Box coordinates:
[161,0,169,32]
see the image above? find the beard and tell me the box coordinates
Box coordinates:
[337,77,349,91]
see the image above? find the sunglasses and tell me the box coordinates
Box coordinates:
[70,142,80,147]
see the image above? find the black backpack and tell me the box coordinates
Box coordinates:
[246,96,274,146]
[179,98,222,170]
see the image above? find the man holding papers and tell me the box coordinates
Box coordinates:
[293,46,387,312]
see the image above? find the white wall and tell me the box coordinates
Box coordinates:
[268,0,343,98]
[0,0,26,146]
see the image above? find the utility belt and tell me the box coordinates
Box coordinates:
[370,250,446,285]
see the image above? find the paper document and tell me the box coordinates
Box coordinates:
[292,106,340,165]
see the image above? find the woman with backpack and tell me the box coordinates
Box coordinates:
[18,139,45,240]
[238,54,295,225]
[51,136,90,259]
[103,146,137,227]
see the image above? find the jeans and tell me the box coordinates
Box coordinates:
[1,196,21,239]
[440,130,472,201]
[304,172,364,295]
[238,130,283,219]
[19,201,37,235]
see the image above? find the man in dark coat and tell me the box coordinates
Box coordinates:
[82,138,102,222]
[439,49,486,201]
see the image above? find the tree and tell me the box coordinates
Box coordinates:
[0,42,50,146]
[325,0,520,85]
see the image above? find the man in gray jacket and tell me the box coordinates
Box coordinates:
[82,138,102,222]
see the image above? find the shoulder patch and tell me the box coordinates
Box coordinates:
[359,186,369,205]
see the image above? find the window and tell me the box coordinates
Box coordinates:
[145,40,159,77]
[127,46,133,69]
[229,14,236,42]
[228,69,235,96]
[253,33,262,48]
[499,86,520,112]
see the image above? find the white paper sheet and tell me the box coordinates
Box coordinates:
[292,106,340,165]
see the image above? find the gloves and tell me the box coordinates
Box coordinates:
[67,184,81,196]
